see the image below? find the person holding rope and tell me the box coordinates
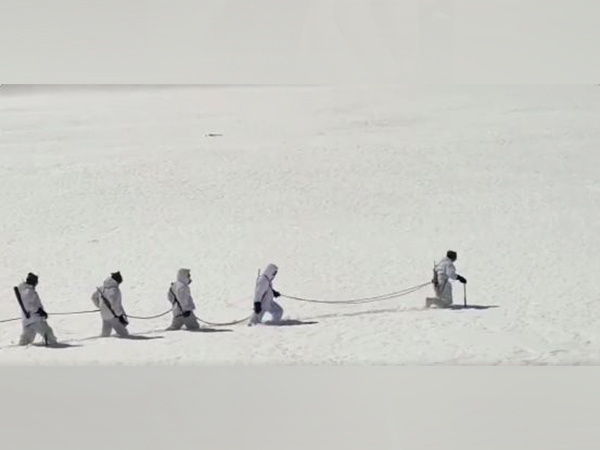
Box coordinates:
[15,272,58,346]
[427,250,467,308]
[91,271,130,337]
[249,263,283,326]
[165,268,200,331]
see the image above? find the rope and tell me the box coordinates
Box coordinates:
[49,309,99,316]
[0,317,21,324]
[127,308,173,320]
[196,314,252,327]
[1,281,432,325]
[0,309,101,324]
[0,307,247,326]
[128,307,250,326]
[281,281,432,305]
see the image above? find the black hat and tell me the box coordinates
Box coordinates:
[26,272,39,286]
[446,250,457,261]
[111,271,123,284]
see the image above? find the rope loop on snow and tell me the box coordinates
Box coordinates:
[127,308,173,320]
[281,281,432,305]
[196,314,252,327]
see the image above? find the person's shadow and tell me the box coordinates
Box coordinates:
[448,305,499,310]
[264,319,319,327]
[184,327,233,333]
[303,304,500,321]
[31,342,84,349]
[116,334,165,341]
[0,342,84,350]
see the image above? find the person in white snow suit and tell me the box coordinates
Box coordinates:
[166,268,200,331]
[427,250,467,308]
[249,263,283,325]
[91,271,130,337]
[15,273,58,346]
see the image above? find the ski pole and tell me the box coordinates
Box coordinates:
[463,284,467,308]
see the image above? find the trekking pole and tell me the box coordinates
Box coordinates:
[463,283,467,308]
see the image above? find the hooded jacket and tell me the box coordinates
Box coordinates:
[167,269,196,315]
[254,264,278,308]
[434,257,458,288]
[17,282,46,326]
[92,276,126,321]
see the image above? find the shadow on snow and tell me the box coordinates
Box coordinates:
[263,319,319,327]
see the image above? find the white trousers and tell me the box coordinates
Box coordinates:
[19,321,58,346]
[250,300,283,325]
[426,280,453,308]
[166,314,200,331]
[101,318,129,337]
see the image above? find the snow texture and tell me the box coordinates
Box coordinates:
[1,85,599,365]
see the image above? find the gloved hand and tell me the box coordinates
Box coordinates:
[182,310,192,318]
[456,275,467,284]
[37,308,48,319]
[273,290,281,298]
[253,302,262,314]
[118,315,129,326]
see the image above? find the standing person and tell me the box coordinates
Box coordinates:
[91,271,129,337]
[166,268,200,331]
[249,263,283,326]
[427,250,467,308]
[14,272,58,346]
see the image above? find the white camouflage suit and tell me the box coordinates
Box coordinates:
[432,257,458,307]
[17,282,58,346]
[249,264,283,325]
[91,276,129,337]
[166,269,200,331]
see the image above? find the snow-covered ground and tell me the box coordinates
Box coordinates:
[1,85,599,365]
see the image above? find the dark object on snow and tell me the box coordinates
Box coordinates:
[448,304,498,310]
[264,319,318,327]
[205,133,223,137]
[446,250,457,261]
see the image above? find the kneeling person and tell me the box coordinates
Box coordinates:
[427,250,467,308]
[249,264,283,325]
[91,271,130,337]
[166,268,200,331]
[15,272,58,346]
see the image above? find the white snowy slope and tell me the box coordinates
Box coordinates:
[0,85,599,365]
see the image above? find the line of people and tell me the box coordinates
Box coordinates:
[11,263,286,347]
[10,251,466,347]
